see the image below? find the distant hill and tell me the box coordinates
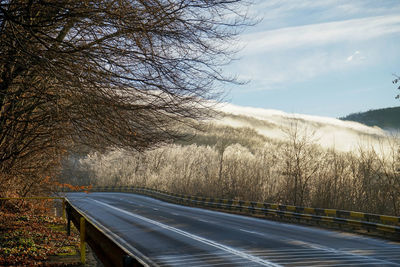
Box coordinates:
[340,106,400,130]
[177,103,388,152]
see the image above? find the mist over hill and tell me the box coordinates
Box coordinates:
[340,106,400,131]
[194,103,389,152]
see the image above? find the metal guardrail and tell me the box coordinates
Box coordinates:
[84,186,400,238]
[57,185,400,265]
[65,199,146,267]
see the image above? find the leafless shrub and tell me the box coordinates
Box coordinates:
[63,123,400,216]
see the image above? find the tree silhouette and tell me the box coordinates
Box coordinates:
[0,0,251,193]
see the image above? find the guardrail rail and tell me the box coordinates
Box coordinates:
[65,199,147,267]
[73,186,400,239]
[58,185,400,265]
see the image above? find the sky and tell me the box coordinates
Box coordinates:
[224,0,400,118]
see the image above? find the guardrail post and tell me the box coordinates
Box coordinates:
[66,205,71,236]
[80,217,86,264]
[62,199,66,220]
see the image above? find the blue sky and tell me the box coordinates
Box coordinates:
[225,0,400,118]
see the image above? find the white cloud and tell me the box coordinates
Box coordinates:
[240,15,400,54]
[226,3,400,93]
[346,50,366,62]
[256,0,400,23]
[231,49,366,90]
[347,51,360,62]
[227,14,400,88]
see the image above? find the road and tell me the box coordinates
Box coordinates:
[66,192,400,267]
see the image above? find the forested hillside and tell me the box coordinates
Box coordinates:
[60,107,400,216]
[340,106,400,130]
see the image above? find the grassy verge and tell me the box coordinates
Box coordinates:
[0,206,81,266]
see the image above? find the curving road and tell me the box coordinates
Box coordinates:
[66,192,400,267]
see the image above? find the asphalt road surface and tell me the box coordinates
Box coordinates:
[66,192,400,267]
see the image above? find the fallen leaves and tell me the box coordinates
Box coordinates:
[0,209,80,266]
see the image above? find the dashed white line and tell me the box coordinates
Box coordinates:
[301,241,399,266]
[196,218,211,223]
[239,229,264,236]
[92,199,282,267]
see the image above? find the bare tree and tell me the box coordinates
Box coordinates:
[0,0,251,192]
[394,74,400,99]
[280,121,320,206]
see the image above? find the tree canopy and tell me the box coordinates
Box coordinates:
[0,0,250,194]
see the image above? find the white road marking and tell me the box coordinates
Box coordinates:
[194,262,260,267]
[158,252,231,260]
[239,229,264,236]
[278,257,389,265]
[300,241,399,266]
[92,199,282,267]
[196,218,211,223]
[315,263,398,267]
[67,199,158,267]
[157,255,244,264]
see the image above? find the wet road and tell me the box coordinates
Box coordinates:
[66,192,400,267]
